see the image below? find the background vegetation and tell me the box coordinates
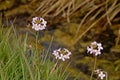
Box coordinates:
[0,0,120,80]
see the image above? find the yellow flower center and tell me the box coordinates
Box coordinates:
[92,44,97,49]
[35,19,42,24]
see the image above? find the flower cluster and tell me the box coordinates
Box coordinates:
[52,48,72,61]
[94,69,106,80]
[87,41,103,56]
[32,17,47,31]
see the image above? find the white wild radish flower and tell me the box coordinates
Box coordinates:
[52,48,71,61]
[94,69,106,80]
[32,17,47,31]
[98,71,106,80]
[97,43,103,51]
[94,69,101,74]
[87,41,103,56]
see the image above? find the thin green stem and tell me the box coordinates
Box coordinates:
[49,60,59,75]
[90,56,97,80]
[105,72,108,80]
[35,32,39,52]
[21,52,34,80]
[42,36,54,64]
[22,33,34,80]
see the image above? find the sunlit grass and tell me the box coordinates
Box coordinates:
[0,24,69,80]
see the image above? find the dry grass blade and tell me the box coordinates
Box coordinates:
[109,4,120,21]
[74,2,105,38]
[70,0,92,15]
[71,0,118,46]
[42,0,61,17]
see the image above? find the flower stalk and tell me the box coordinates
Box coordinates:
[90,56,97,80]
[50,60,59,75]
